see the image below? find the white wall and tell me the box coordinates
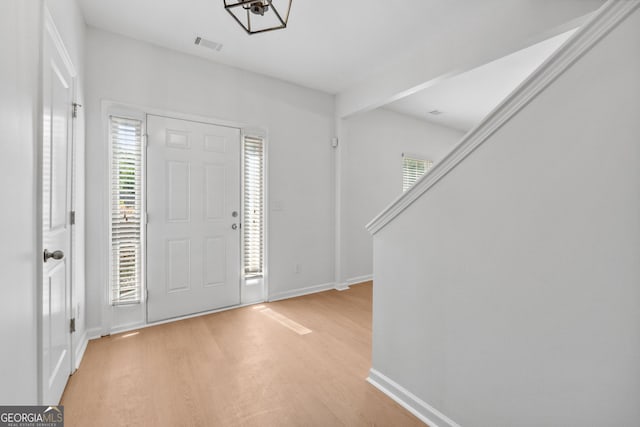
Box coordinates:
[371,6,640,426]
[84,28,335,332]
[340,109,463,284]
[0,0,41,405]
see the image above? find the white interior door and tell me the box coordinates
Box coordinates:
[41,26,73,404]
[147,115,241,322]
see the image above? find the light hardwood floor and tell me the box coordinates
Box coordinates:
[61,282,425,426]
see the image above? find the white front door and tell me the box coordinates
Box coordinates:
[146,115,241,322]
[41,25,73,404]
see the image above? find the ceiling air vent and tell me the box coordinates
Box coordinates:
[194,36,223,52]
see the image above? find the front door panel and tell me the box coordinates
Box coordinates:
[147,116,241,322]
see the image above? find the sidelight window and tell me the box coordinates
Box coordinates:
[243,136,264,277]
[109,116,144,305]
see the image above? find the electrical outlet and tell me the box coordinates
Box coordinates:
[295,264,301,274]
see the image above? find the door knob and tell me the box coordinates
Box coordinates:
[44,249,64,262]
[231,224,238,230]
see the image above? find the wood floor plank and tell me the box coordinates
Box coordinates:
[61,282,425,426]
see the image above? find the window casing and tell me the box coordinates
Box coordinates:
[109,116,144,305]
[402,154,433,192]
[243,136,264,277]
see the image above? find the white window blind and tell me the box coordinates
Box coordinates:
[243,136,264,277]
[110,116,143,305]
[402,155,434,192]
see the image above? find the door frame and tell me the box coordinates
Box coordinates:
[100,100,269,334]
[38,7,78,403]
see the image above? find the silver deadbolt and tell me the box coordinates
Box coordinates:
[231,224,238,230]
[44,249,64,262]
[232,211,238,218]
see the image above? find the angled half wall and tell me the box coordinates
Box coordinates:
[367,1,640,425]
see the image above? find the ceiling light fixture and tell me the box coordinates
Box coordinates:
[428,110,443,115]
[224,0,292,35]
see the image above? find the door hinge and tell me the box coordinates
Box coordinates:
[70,210,76,225]
[72,102,82,119]
[70,318,76,333]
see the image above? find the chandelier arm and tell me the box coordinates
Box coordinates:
[224,7,252,34]
[270,4,287,28]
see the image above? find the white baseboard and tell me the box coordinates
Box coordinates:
[268,282,336,302]
[86,327,102,340]
[335,274,374,291]
[73,330,89,371]
[367,368,460,427]
[347,274,373,286]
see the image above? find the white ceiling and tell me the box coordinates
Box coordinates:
[78,0,604,95]
[385,29,577,132]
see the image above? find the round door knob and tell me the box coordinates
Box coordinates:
[44,249,64,262]
[231,224,238,230]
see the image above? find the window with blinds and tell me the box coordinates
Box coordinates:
[109,116,143,305]
[243,136,264,277]
[402,155,434,192]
